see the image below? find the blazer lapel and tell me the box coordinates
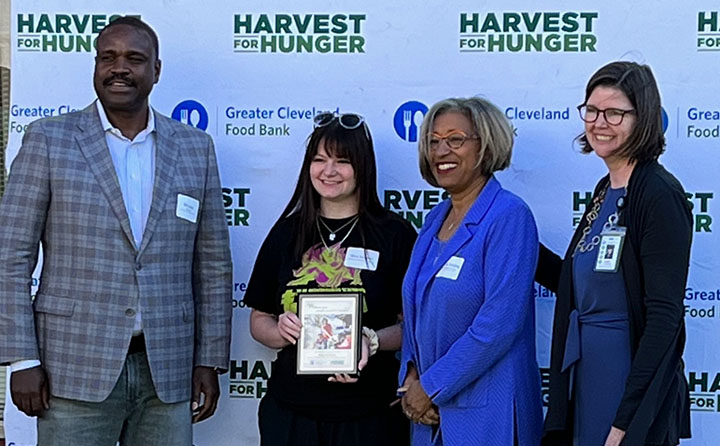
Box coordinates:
[415,177,502,302]
[138,112,178,254]
[75,105,136,250]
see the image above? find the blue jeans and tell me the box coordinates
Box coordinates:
[37,351,192,446]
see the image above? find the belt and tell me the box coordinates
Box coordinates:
[128,334,146,355]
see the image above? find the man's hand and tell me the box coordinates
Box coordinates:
[192,366,219,423]
[11,366,50,417]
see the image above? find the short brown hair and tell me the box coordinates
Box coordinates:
[578,61,665,162]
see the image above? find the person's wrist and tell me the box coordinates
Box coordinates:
[362,326,379,356]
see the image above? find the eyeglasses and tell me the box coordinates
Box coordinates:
[429,131,480,150]
[577,105,635,125]
[313,112,370,139]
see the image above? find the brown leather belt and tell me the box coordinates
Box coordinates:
[128,334,146,354]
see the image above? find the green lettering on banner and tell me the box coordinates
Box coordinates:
[36,14,53,33]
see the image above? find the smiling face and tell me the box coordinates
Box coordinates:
[93,24,160,116]
[309,139,358,206]
[429,111,483,194]
[584,86,636,163]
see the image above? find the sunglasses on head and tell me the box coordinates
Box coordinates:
[313,112,371,139]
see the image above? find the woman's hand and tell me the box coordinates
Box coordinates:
[604,426,625,446]
[401,378,433,422]
[417,405,440,425]
[277,311,302,345]
[328,332,370,384]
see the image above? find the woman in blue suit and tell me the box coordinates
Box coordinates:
[400,97,542,445]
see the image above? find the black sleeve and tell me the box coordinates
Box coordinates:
[613,185,692,429]
[535,243,563,293]
[244,223,285,315]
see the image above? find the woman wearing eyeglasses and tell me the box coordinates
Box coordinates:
[537,61,692,446]
[245,112,417,445]
[399,97,542,445]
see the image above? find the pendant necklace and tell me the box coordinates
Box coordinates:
[318,214,359,242]
[316,216,360,249]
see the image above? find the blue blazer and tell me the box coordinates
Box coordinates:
[400,177,542,446]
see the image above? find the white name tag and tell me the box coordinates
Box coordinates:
[176,194,199,223]
[437,256,465,280]
[344,247,379,271]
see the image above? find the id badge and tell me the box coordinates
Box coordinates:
[594,227,626,272]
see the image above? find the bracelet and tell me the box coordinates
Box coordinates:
[362,327,379,356]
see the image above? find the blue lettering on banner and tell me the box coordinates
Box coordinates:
[504,106,570,120]
[685,288,720,301]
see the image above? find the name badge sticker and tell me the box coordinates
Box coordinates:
[437,256,465,280]
[594,228,626,272]
[344,247,379,271]
[176,194,199,223]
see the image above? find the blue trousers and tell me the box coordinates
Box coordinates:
[37,351,192,446]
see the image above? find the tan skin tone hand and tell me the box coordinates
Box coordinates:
[401,364,439,425]
[604,426,626,446]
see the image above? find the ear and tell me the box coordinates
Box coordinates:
[154,59,162,84]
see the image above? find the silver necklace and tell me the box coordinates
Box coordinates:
[574,185,625,255]
[318,214,359,241]
[316,216,360,249]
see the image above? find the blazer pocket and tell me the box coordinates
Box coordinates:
[33,294,76,317]
[450,386,489,408]
[182,301,195,322]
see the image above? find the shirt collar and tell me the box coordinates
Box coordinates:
[95,99,155,141]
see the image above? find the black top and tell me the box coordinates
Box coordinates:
[536,160,693,445]
[245,211,417,421]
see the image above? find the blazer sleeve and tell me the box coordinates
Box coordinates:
[0,121,51,364]
[420,203,539,405]
[613,185,692,429]
[191,135,233,372]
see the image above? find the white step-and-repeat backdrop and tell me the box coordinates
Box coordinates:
[4,1,719,444]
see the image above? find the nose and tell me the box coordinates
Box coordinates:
[434,139,452,156]
[110,57,130,74]
[322,160,337,176]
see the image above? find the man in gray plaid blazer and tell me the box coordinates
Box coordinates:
[0,17,232,445]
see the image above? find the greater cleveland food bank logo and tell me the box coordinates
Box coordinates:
[16,13,130,53]
[232,13,366,54]
[458,11,598,53]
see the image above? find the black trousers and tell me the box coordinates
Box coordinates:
[258,394,410,446]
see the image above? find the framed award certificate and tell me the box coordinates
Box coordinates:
[296,292,362,375]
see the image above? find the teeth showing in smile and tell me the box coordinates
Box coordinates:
[595,135,613,141]
[437,163,457,171]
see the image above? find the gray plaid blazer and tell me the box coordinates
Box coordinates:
[0,104,232,403]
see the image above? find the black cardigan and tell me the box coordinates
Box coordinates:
[537,160,692,446]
